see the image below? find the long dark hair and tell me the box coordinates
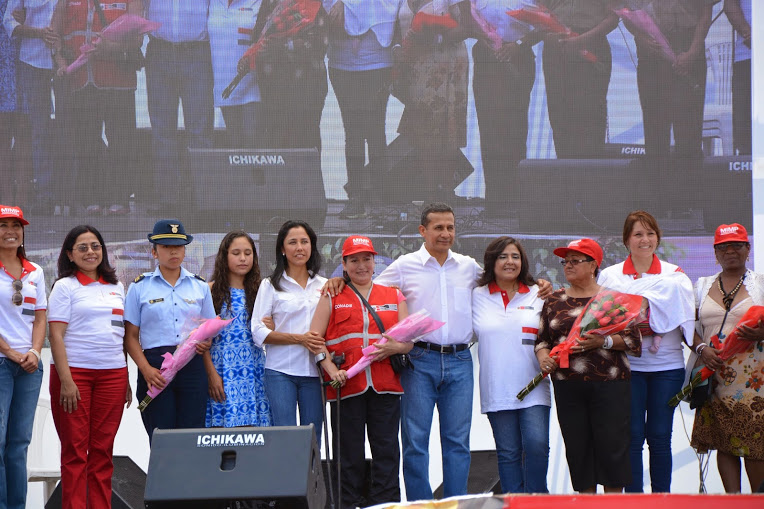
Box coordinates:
[56,225,118,284]
[270,220,321,292]
[210,231,260,320]
[477,236,536,288]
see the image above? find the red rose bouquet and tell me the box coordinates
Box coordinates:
[222,0,323,99]
[507,4,598,64]
[517,289,645,401]
[668,305,764,407]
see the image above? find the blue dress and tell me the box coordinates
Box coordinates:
[206,288,271,427]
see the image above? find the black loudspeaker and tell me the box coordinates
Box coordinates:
[186,148,327,231]
[45,456,146,509]
[369,135,474,202]
[515,156,752,234]
[433,450,501,499]
[144,425,325,509]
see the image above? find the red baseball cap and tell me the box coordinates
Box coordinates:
[714,223,748,245]
[553,238,604,267]
[342,235,378,257]
[0,205,29,225]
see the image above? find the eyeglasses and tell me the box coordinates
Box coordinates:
[11,279,22,306]
[714,242,747,252]
[560,259,592,267]
[72,243,102,253]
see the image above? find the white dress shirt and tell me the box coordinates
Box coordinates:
[3,0,57,69]
[374,243,481,345]
[251,273,327,377]
[208,0,261,107]
[145,0,210,42]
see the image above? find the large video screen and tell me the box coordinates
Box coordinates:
[1,0,753,287]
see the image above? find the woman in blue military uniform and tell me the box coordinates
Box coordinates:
[124,219,215,442]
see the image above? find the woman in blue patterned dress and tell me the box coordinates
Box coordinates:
[204,231,271,427]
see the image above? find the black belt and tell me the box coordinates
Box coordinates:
[148,37,209,50]
[414,341,471,354]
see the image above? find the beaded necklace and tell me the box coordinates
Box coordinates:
[717,272,746,311]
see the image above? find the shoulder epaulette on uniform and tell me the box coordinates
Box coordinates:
[133,274,147,284]
[193,274,206,282]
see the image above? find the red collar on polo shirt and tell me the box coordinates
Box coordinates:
[489,281,530,308]
[0,256,37,279]
[623,254,661,279]
[75,271,108,286]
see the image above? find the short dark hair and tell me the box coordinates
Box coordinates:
[420,202,454,227]
[623,210,661,247]
[56,225,118,285]
[477,237,537,287]
[270,220,321,292]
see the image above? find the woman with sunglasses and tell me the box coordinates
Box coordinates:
[597,211,695,493]
[536,238,641,493]
[690,223,764,492]
[0,205,46,509]
[47,225,130,509]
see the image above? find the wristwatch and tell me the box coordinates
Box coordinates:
[314,352,326,365]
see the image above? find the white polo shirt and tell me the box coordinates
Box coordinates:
[374,243,481,345]
[473,282,550,413]
[251,273,327,377]
[0,257,46,356]
[47,272,126,370]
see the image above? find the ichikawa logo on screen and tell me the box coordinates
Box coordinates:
[228,154,286,166]
[197,432,265,447]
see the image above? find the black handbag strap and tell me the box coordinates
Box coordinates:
[347,282,386,334]
[92,0,109,28]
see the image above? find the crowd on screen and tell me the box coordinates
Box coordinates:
[2,202,763,509]
[0,0,753,218]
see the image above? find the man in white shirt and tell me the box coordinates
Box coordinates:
[373,203,482,501]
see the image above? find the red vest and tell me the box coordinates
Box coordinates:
[324,284,403,400]
[62,0,137,90]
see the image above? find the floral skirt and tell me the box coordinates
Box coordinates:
[690,344,764,459]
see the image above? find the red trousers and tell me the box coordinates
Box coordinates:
[50,365,128,509]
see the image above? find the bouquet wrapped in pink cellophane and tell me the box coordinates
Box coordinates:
[614,8,675,63]
[469,0,503,51]
[614,8,700,90]
[65,14,160,75]
[138,316,232,411]
[341,310,445,381]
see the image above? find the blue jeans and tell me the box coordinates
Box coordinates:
[401,347,473,501]
[627,368,685,493]
[0,357,43,509]
[145,38,214,206]
[487,405,550,494]
[264,369,323,446]
[16,62,53,205]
